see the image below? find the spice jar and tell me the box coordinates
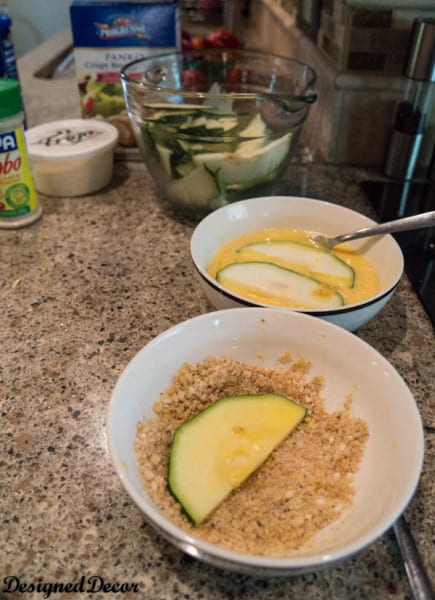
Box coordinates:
[0,78,41,229]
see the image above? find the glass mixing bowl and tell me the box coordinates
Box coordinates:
[121,49,317,218]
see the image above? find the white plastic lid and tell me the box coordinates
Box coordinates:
[25,119,119,161]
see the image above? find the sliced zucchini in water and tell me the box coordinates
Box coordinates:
[168,393,306,525]
[179,115,239,136]
[194,133,292,187]
[234,114,271,154]
[216,261,344,309]
[155,143,173,176]
[145,122,177,147]
[166,166,220,208]
[143,111,197,124]
[226,166,281,194]
[142,102,214,112]
[239,113,269,138]
[178,139,236,155]
[235,137,266,154]
[141,126,158,156]
[202,115,239,135]
[173,156,195,178]
[237,240,355,288]
[178,115,207,135]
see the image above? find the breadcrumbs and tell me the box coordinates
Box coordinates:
[135,356,369,556]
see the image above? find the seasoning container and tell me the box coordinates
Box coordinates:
[0,79,42,229]
[25,119,119,197]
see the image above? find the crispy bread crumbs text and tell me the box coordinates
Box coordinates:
[135,356,369,556]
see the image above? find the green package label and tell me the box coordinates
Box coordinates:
[0,125,40,221]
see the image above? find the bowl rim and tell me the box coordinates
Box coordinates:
[120,47,317,102]
[192,263,400,316]
[190,196,405,315]
[107,307,424,576]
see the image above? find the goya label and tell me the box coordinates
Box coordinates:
[0,127,39,218]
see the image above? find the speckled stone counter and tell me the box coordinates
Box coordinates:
[0,32,433,600]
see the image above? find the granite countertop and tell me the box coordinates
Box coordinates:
[1,30,434,600]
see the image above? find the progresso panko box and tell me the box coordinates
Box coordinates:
[70,0,180,156]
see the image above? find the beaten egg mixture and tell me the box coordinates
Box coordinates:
[207,228,380,308]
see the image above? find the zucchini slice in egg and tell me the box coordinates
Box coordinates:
[237,240,355,288]
[216,261,344,309]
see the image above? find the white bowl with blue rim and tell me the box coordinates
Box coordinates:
[190,196,404,331]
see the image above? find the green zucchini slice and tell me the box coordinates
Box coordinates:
[168,393,306,525]
[239,113,269,138]
[216,261,344,309]
[142,102,215,112]
[237,240,355,288]
[179,115,239,137]
[155,143,173,176]
[166,166,220,208]
[193,132,292,187]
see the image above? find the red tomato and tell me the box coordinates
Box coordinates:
[84,96,94,115]
[181,69,206,88]
[181,37,193,51]
[227,68,243,83]
[206,28,240,49]
[196,0,221,7]
[191,36,210,50]
[181,28,192,51]
[96,71,120,84]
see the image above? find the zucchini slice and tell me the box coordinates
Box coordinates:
[216,261,344,309]
[178,139,236,154]
[179,115,239,136]
[238,240,355,288]
[143,111,196,124]
[236,114,270,153]
[155,143,173,176]
[173,156,195,179]
[194,132,292,187]
[239,113,269,138]
[225,166,281,194]
[166,166,220,208]
[168,393,306,525]
[143,102,214,112]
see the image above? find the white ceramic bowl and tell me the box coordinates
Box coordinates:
[190,196,404,331]
[108,308,424,576]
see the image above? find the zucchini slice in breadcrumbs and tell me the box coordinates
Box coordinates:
[168,393,306,525]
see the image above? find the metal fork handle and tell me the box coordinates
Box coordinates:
[330,211,435,247]
[393,515,435,600]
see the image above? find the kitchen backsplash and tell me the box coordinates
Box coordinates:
[318,0,435,75]
[248,0,435,171]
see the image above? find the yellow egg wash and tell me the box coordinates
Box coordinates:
[207,228,380,308]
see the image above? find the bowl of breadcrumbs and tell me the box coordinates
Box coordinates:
[108,308,424,576]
